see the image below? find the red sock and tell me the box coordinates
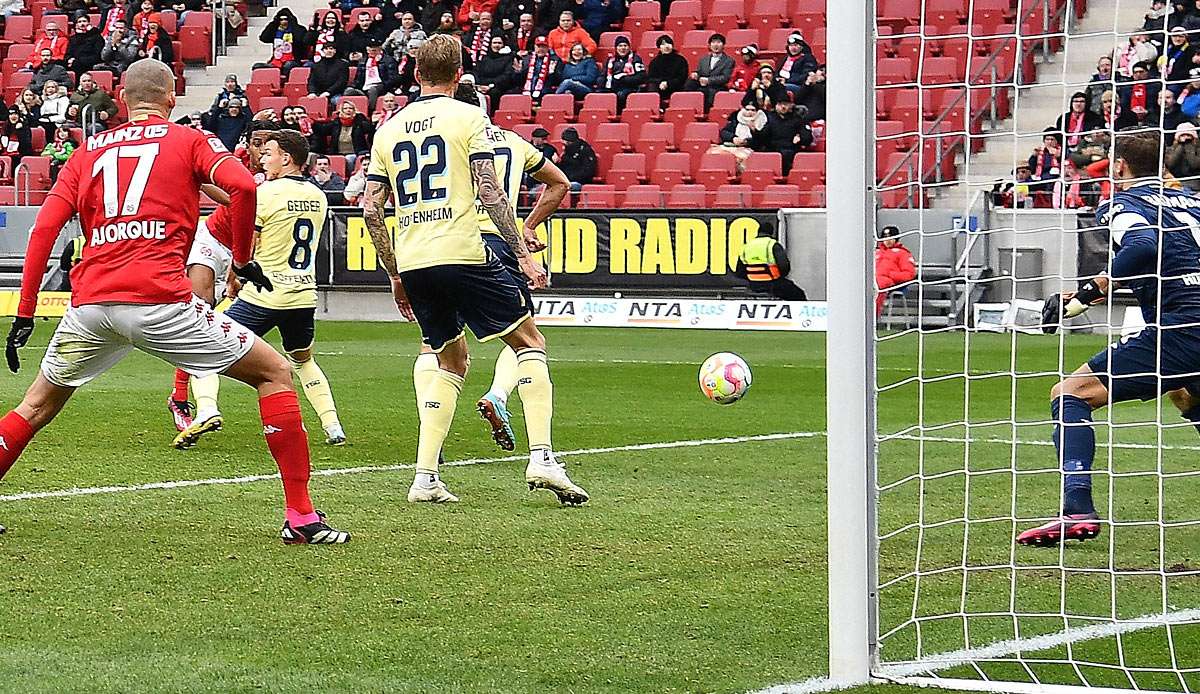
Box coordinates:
[258,390,314,515]
[0,411,35,481]
[172,369,190,402]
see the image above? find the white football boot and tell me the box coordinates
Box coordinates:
[525,450,589,506]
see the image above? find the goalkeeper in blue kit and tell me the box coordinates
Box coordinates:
[1025,132,1200,547]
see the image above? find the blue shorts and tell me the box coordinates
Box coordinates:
[223,300,316,353]
[483,233,533,308]
[400,252,531,352]
[1086,324,1200,402]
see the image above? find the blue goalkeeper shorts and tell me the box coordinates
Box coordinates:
[1086,323,1200,402]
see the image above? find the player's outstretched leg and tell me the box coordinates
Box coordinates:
[223,338,349,544]
[287,350,346,446]
[0,373,76,532]
[502,321,588,506]
[1017,368,1103,547]
[477,345,518,451]
[1167,386,1200,436]
[172,371,224,449]
[408,344,464,503]
[167,368,194,432]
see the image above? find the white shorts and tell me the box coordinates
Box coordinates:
[186,221,232,301]
[40,298,256,388]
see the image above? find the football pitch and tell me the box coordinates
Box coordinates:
[0,320,1196,693]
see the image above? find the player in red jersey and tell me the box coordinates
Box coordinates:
[0,60,349,545]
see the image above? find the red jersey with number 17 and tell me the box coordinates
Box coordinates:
[48,115,242,306]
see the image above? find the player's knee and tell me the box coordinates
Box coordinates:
[1169,387,1198,413]
[286,349,312,368]
[261,353,294,386]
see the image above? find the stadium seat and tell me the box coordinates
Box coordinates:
[788,153,826,190]
[663,0,702,34]
[698,150,738,178]
[183,10,213,27]
[251,67,282,92]
[1,15,34,47]
[741,152,783,189]
[536,93,575,130]
[608,152,647,189]
[257,96,288,116]
[624,0,661,37]
[709,91,743,122]
[757,184,802,208]
[577,92,617,128]
[579,184,617,208]
[17,156,51,190]
[650,152,692,189]
[679,122,720,158]
[805,184,826,207]
[747,0,787,32]
[667,184,707,207]
[692,168,734,190]
[713,184,752,208]
[876,58,914,86]
[877,0,920,32]
[726,29,761,51]
[593,121,631,146]
[180,26,212,63]
[920,56,963,86]
[297,95,329,119]
[622,184,663,207]
[635,122,675,160]
[244,83,273,112]
[88,70,114,93]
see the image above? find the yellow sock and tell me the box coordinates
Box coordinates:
[191,373,220,415]
[515,348,552,451]
[413,352,440,396]
[294,359,341,430]
[416,368,463,474]
[486,346,520,405]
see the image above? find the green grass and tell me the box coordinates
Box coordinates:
[0,321,1195,692]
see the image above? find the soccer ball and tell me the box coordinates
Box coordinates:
[698,352,752,405]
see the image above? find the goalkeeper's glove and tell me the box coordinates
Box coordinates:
[233,261,273,292]
[6,317,34,373]
[1041,279,1105,334]
[1041,293,1062,334]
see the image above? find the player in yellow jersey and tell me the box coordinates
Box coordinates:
[363,34,587,505]
[174,129,348,448]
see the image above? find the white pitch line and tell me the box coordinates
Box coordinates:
[893,433,1200,452]
[0,431,820,503]
[751,608,1200,694]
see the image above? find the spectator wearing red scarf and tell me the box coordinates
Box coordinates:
[520,36,561,101]
[513,12,536,56]
[1117,61,1161,123]
[731,44,766,92]
[457,0,500,31]
[27,21,68,69]
[1027,129,1063,194]
[1054,91,1105,149]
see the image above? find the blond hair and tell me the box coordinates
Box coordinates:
[416,34,463,86]
[122,58,175,109]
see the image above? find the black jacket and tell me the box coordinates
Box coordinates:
[259,9,309,61]
[645,52,688,93]
[475,49,517,91]
[762,110,811,151]
[307,27,349,59]
[793,79,825,121]
[309,57,350,95]
[30,62,72,93]
[536,0,574,30]
[558,139,597,184]
[350,54,399,91]
[313,113,375,154]
[496,0,536,27]
[66,28,104,75]
[347,24,384,57]
[419,0,456,37]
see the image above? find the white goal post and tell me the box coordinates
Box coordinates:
[826,0,1200,692]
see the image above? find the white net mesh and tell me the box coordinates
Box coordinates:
[872,0,1200,690]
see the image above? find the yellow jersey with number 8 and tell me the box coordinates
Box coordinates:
[477,126,547,236]
[239,175,328,310]
[367,94,499,272]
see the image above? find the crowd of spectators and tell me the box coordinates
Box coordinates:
[236,0,827,200]
[998,2,1200,208]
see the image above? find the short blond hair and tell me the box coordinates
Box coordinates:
[122,58,174,109]
[416,34,462,86]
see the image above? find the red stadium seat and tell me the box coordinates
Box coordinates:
[692,168,734,189]
[624,1,661,37]
[920,56,963,86]
[325,155,348,178]
[725,29,760,51]
[757,184,801,208]
[667,90,704,115]
[876,58,914,86]
[622,184,662,207]
[257,96,288,116]
[709,91,743,122]
[593,121,631,145]
[17,156,51,190]
[747,0,786,32]
[667,184,707,207]
[183,11,213,27]
[664,0,703,34]
[297,95,329,119]
[877,0,920,32]
[580,184,617,208]
[650,152,692,188]
[244,83,274,112]
[609,153,647,187]
[741,152,783,189]
[635,121,675,159]
[159,10,178,35]
[788,152,826,190]
[536,93,575,129]
[251,67,281,92]
[698,150,738,177]
[513,124,538,140]
[2,16,34,46]
[180,26,212,63]
[679,121,720,158]
[713,184,752,207]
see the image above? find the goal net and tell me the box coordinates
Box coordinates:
[827,0,1200,692]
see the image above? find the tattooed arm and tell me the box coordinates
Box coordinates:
[363,179,415,319]
[471,156,549,288]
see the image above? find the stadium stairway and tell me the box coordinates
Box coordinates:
[171,0,326,119]
[936,0,1146,207]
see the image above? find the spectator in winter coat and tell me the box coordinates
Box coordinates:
[142,21,174,65]
[1085,56,1114,113]
[720,102,767,148]
[458,0,500,31]
[684,33,734,109]
[382,12,426,62]
[346,11,384,61]
[1163,26,1194,90]
[28,21,68,69]
[131,0,158,38]
[1167,122,1200,188]
[68,73,118,134]
[1027,129,1062,193]
[211,74,247,110]
[346,42,399,110]
[38,80,70,138]
[203,97,250,151]
[496,0,536,33]
[29,50,73,93]
[420,0,456,36]
[307,154,347,200]
[761,98,812,174]
[519,36,561,100]
[1156,89,1191,145]
[99,20,142,74]
[257,8,307,75]
[1179,68,1200,117]
[874,226,916,315]
[743,63,789,110]
[598,35,644,107]
[1114,33,1156,77]
[312,99,374,169]
[463,11,498,66]
[308,43,351,101]
[536,0,576,31]
[66,15,105,78]
[475,37,518,99]
[581,0,624,40]
[730,44,766,92]
[547,11,596,60]
[556,127,596,190]
[512,12,537,56]
[1,112,35,161]
[555,43,599,98]
[392,36,422,99]
[1054,91,1105,148]
[777,32,817,99]
[1117,61,1162,120]
[645,34,688,99]
[308,11,349,61]
[793,65,826,121]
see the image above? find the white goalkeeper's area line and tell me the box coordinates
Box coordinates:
[0,431,818,503]
[751,607,1200,694]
